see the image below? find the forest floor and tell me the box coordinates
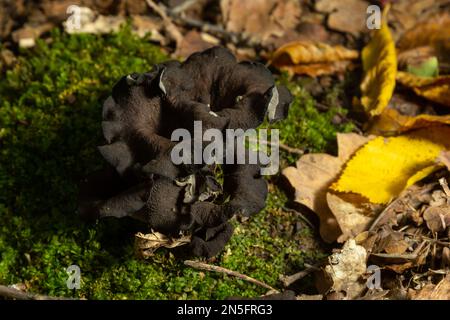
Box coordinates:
[0,27,354,299]
[1,0,448,300]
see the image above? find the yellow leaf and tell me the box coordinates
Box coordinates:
[282,133,371,242]
[270,41,358,77]
[331,126,450,204]
[396,71,450,107]
[368,108,450,135]
[360,8,397,117]
[405,164,442,189]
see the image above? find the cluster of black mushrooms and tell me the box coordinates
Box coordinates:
[79,47,293,257]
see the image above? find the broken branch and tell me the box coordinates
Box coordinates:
[280,263,321,287]
[184,260,277,291]
[145,0,183,45]
[0,285,74,300]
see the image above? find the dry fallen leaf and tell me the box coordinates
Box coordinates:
[396,72,450,107]
[332,126,450,204]
[397,46,437,71]
[282,133,370,243]
[397,14,450,52]
[413,274,450,300]
[315,0,369,35]
[131,15,165,43]
[64,8,125,35]
[221,0,301,47]
[174,30,218,59]
[384,239,409,255]
[270,41,358,77]
[438,151,450,171]
[389,0,450,40]
[360,9,397,117]
[368,108,450,136]
[326,193,376,243]
[319,239,368,299]
[134,231,191,259]
[423,206,449,233]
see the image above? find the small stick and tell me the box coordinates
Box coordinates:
[0,285,73,300]
[404,233,450,246]
[282,206,315,230]
[145,0,184,45]
[370,252,418,260]
[184,260,277,292]
[280,263,321,287]
[165,6,256,47]
[279,142,304,156]
[171,0,201,14]
[248,138,304,156]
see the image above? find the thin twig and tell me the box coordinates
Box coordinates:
[279,263,321,287]
[171,0,201,14]
[0,285,74,300]
[145,0,184,44]
[282,206,315,230]
[184,260,277,292]
[165,5,256,47]
[249,138,304,156]
[370,253,418,260]
[279,142,304,156]
[147,0,259,47]
[404,233,450,246]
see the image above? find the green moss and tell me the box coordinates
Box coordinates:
[0,27,344,299]
[264,76,354,165]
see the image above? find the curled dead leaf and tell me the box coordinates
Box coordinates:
[397,14,450,52]
[368,108,450,136]
[397,46,437,71]
[134,231,191,259]
[270,41,358,77]
[396,71,450,107]
[360,8,397,117]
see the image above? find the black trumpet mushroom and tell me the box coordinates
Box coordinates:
[79,46,293,258]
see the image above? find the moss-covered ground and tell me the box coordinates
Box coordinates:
[0,27,353,299]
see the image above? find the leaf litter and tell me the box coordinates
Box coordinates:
[280,3,450,297]
[1,0,450,301]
